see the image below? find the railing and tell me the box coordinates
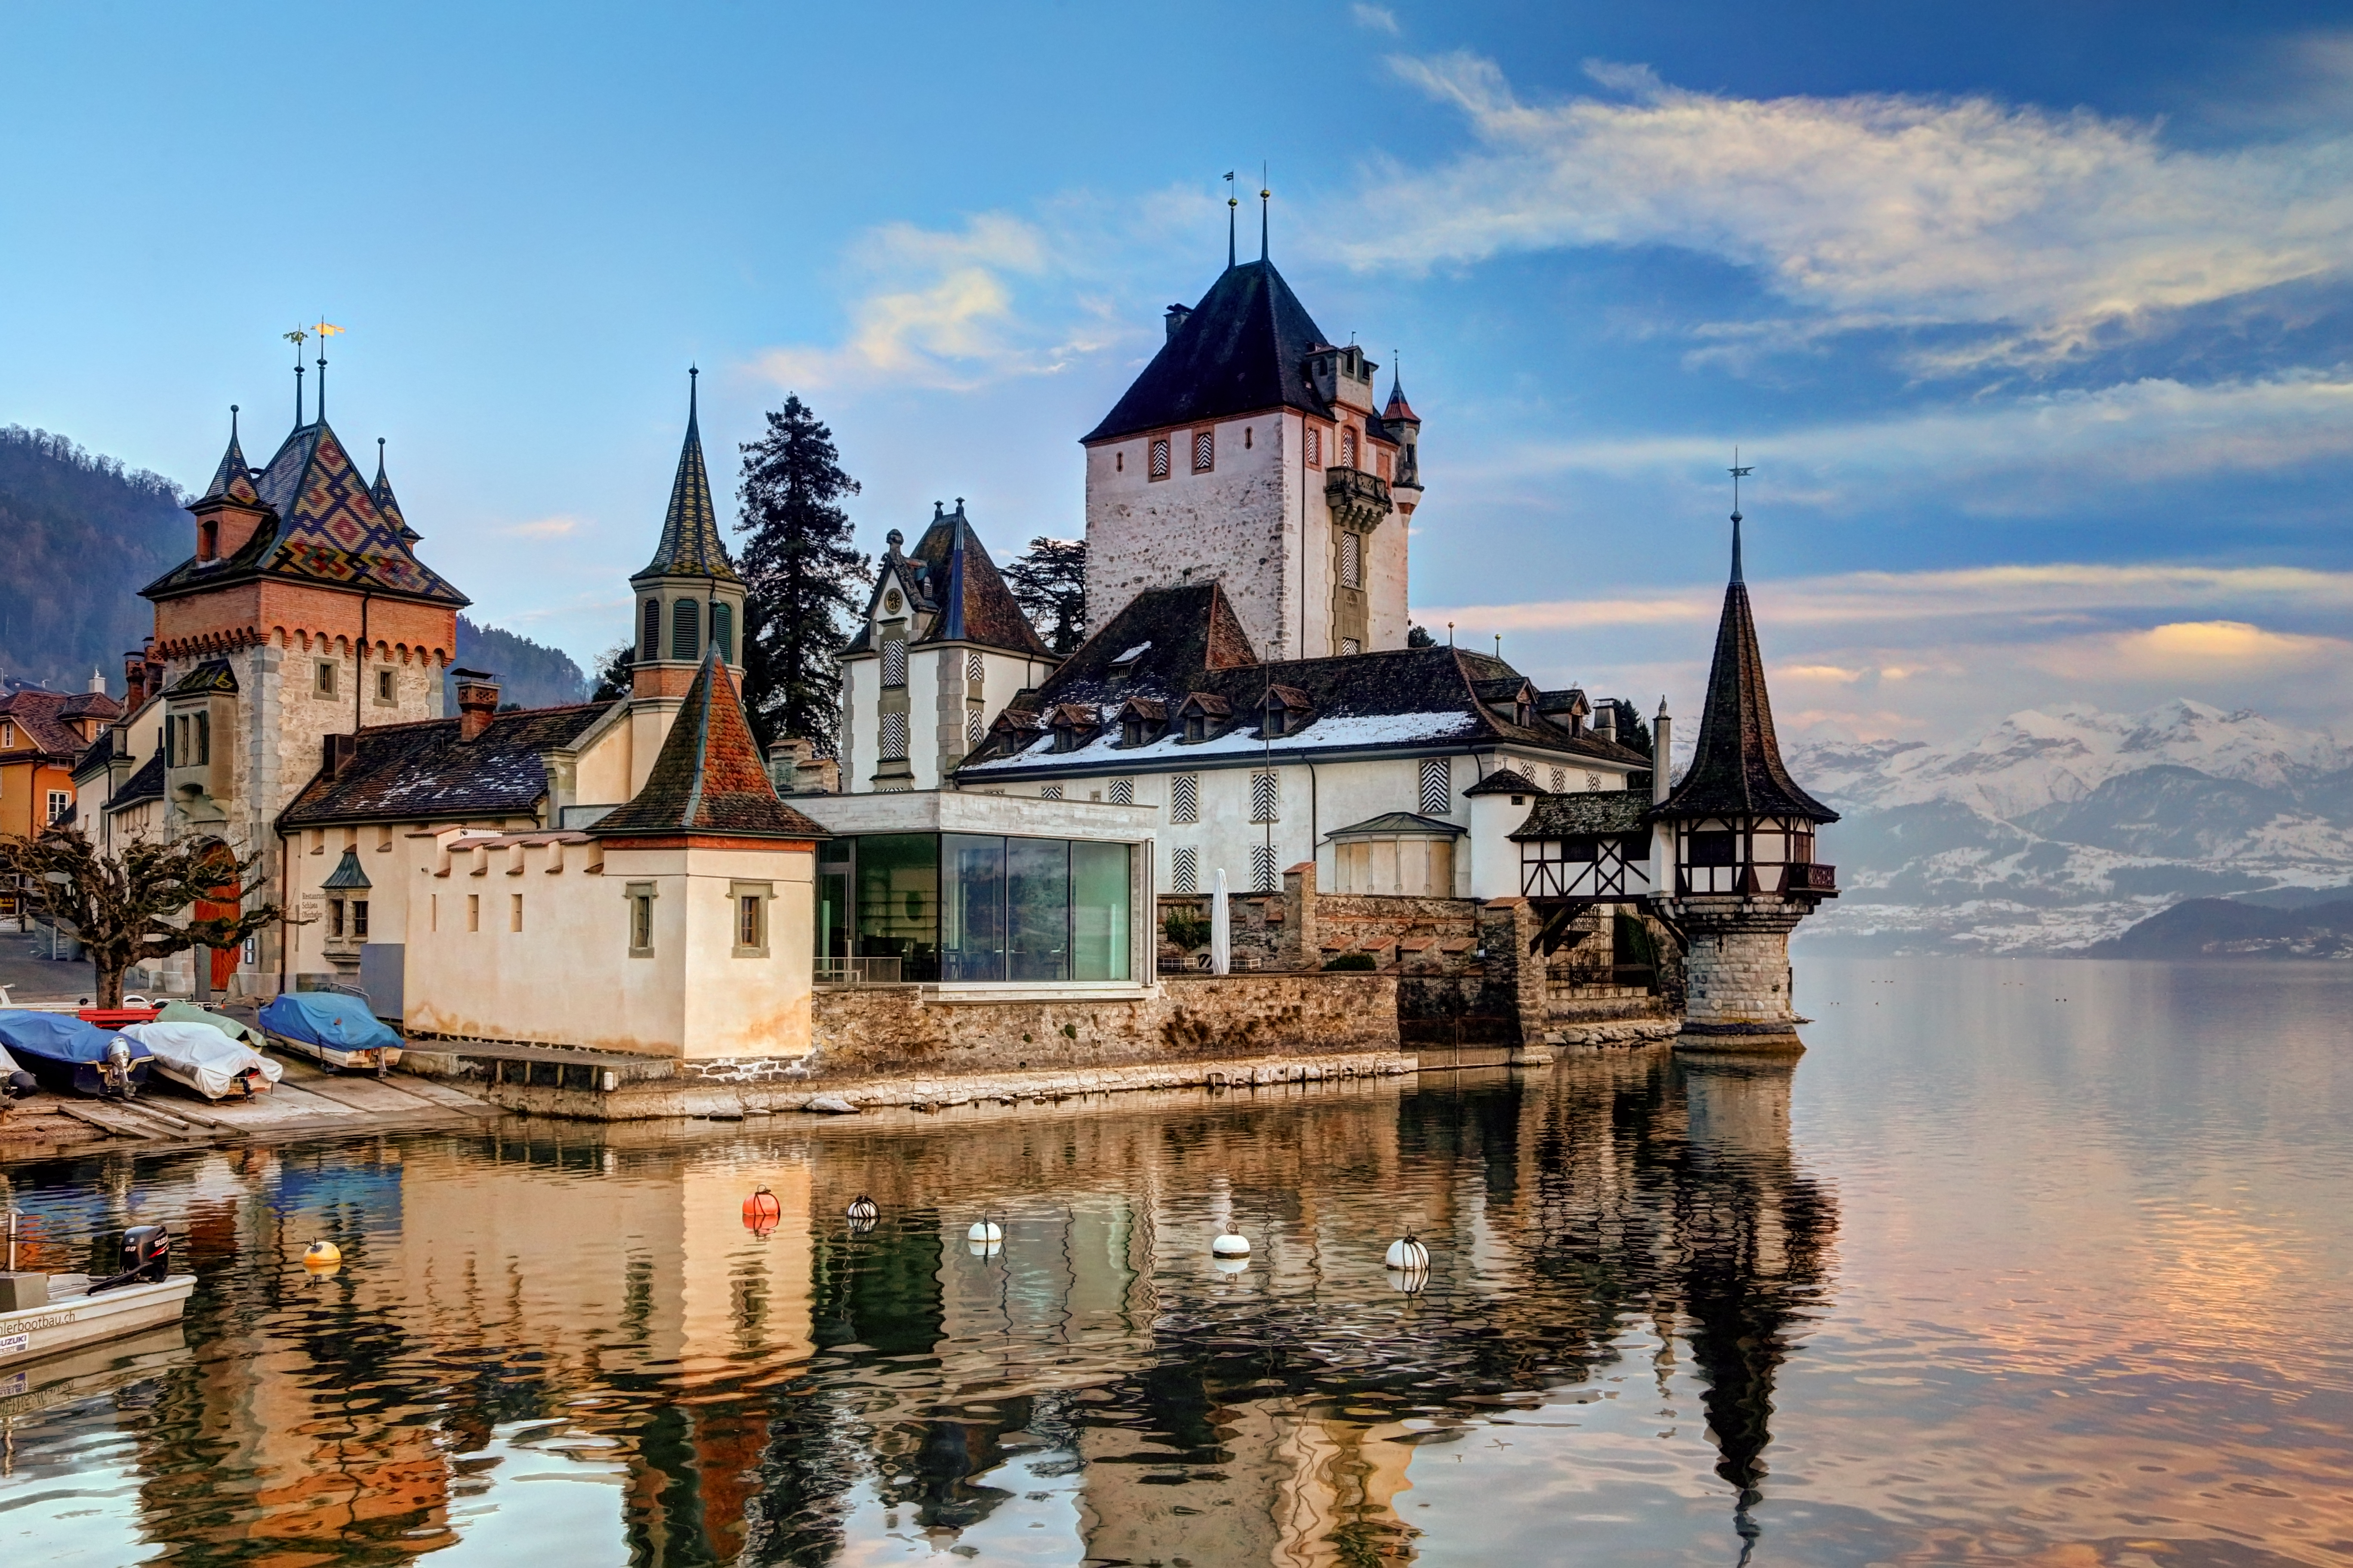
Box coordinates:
[814,956,905,987]
[1324,466,1392,528]
[1788,863,1839,893]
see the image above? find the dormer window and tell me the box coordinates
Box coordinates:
[1516,700,1534,727]
[1122,717,1144,747]
[1185,714,1207,744]
[1263,702,1287,740]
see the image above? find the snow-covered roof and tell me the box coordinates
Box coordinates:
[961,710,1484,773]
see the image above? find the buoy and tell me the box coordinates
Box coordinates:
[303,1240,341,1269]
[743,1186,782,1236]
[846,1195,879,1228]
[1212,1228,1250,1258]
[967,1219,1003,1244]
[1213,1255,1249,1275]
[1383,1235,1430,1273]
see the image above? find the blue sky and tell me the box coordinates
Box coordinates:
[6,1,2350,741]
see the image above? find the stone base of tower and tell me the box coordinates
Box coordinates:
[1663,896,1813,1056]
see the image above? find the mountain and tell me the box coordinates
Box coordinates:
[1786,701,2353,955]
[447,616,588,711]
[2082,898,2353,960]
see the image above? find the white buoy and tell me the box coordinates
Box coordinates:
[967,1219,1003,1244]
[1383,1236,1430,1273]
[847,1196,879,1223]
[1213,1256,1249,1275]
[1212,1228,1250,1258]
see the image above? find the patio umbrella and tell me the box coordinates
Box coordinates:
[1210,867,1231,975]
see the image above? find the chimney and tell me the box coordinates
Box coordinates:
[323,731,359,780]
[123,652,148,710]
[766,736,807,794]
[1164,303,1192,341]
[1595,701,1617,744]
[1651,701,1672,806]
[453,668,500,741]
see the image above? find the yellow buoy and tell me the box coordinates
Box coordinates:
[303,1241,342,1269]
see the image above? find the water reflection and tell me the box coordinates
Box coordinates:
[0,1049,1834,1566]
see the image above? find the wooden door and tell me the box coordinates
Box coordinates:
[194,852,240,992]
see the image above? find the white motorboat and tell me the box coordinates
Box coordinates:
[1,1217,195,1371]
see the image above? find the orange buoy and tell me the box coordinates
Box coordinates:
[742,1185,782,1236]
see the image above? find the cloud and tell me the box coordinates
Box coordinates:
[2072,619,2352,676]
[1346,53,2353,371]
[504,514,585,538]
[1350,3,1400,34]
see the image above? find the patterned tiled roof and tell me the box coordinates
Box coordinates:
[371,440,420,542]
[1657,523,1838,824]
[197,412,259,505]
[595,649,825,840]
[279,702,619,827]
[634,374,741,584]
[1083,259,1335,444]
[144,419,468,607]
[1383,371,1420,426]
[166,659,239,696]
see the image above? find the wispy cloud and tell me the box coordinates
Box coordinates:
[1350,3,1401,35]
[504,514,585,538]
[1344,53,2353,372]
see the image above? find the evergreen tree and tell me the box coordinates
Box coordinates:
[1002,537,1088,655]
[734,396,869,753]
[588,642,634,702]
[1406,624,1436,648]
[1612,698,1653,757]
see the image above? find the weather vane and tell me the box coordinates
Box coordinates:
[1729,446,1753,521]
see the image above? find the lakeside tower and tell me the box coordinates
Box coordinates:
[1652,508,1839,1052]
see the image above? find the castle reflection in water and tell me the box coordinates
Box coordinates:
[3,1052,1834,1565]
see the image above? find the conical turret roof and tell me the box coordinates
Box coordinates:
[1383,370,1420,425]
[371,440,421,542]
[595,647,824,840]
[196,412,261,507]
[634,373,741,584]
[1657,522,1838,824]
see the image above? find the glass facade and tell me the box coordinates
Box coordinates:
[820,833,1133,983]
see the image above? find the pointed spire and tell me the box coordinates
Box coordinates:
[1226,171,1238,270]
[1383,360,1420,425]
[1729,448,1752,584]
[594,647,825,840]
[198,406,260,505]
[1260,166,1270,261]
[370,437,420,542]
[634,366,741,583]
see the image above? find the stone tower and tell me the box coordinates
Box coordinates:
[1081,252,1420,661]
[140,383,468,993]
[627,369,748,793]
[1653,513,1839,1054]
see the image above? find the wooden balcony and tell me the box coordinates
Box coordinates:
[1788,863,1839,895]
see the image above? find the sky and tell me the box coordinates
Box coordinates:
[5,1,2350,743]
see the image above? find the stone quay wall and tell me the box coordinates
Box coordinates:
[1669,896,1807,1039]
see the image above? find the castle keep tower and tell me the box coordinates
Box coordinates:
[627,370,747,793]
[1654,511,1839,1053]
[1081,245,1420,661]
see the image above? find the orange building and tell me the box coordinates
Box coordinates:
[0,681,120,840]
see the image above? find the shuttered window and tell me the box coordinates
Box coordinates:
[1251,843,1278,892]
[879,711,908,759]
[671,599,700,661]
[1193,430,1214,471]
[966,651,985,682]
[1172,846,1198,894]
[641,599,661,659]
[1171,773,1199,824]
[881,637,906,687]
[1338,529,1361,589]
[1340,638,1361,656]
[1040,784,1064,800]
[1420,757,1451,815]
[1250,769,1278,824]
[966,711,984,749]
[1109,778,1135,805]
[1149,437,1171,479]
[1305,427,1321,468]
[712,601,734,664]
[1341,428,1357,469]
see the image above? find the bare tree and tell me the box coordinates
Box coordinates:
[0,828,286,1007]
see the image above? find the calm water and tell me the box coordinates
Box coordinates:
[3,958,2350,1566]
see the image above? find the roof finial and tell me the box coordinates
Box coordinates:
[688,363,699,424]
[285,326,308,427]
[1728,447,1753,584]
[313,319,342,423]
[230,404,240,441]
[1224,171,1237,270]
[376,435,387,484]
[1260,164,1271,261]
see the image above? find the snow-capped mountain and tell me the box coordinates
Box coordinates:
[1782,701,2353,954]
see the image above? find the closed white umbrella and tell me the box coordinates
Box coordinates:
[1210,867,1231,975]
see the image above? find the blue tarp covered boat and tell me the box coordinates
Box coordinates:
[0,1012,151,1098]
[257,993,404,1072]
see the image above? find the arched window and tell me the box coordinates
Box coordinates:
[712,600,734,663]
[641,599,661,660]
[671,598,700,661]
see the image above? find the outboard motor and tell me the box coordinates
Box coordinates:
[86,1223,171,1294]
[3,1068,34,1100]
[102,1036,138,1099]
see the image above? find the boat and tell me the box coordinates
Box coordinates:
[120,1009,282,1101]
[0,1011,150,1098]
[258,990,405,1073]
[0,1322,190,1415]
[1,1221,195,1372]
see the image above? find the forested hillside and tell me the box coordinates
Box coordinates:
[447,616,588,710]
[0,426,187,689]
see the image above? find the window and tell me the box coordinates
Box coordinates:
[966,711,984,750]
[1250,769,1279,824]
[1121,717,1144,747]
[375,668,395,704]
[670,598,700,661]
[1172,845,1199,894]
[199,519,218,560]
[0,722,12,748]
[966,651,985,683]
[1251,842,1278,892]
[1420,756,1451,815]
[879,711,909,759]
[1192,429,1214,472]
[1184,711,1207,743]
[376,824,393,851]
[467,893,481,931]
[1244,426,1253,449]
[1551,766,1567,793]
[353,900,369,940]
[1263,702,1286,740]
[642,598,662,659]
[712,600,734,664]
[1171,773,1199,824]
[43,790,68,824]
[1341,428,1358,469]
[510,893,524,932]
[316,661,337,697]
[1115,450,1124,472]
[328,899,345,939]
[627,882,656,954]
[1340,638,1361,656]
[732,880,771,956]
[1039,784,1064,801]
[1306,427,1321,468]
[880,636,907,687]
[1690,831,1738,867]
[430,894,438,932]
[1586,772,1603,792]
[1149,437,1171,479]
[1109,778,1135,805]
[1338,529,1361,590]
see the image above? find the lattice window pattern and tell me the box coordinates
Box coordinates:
[1551,766,1567,793]
[1340,638,1361,657]
[1338,529,1361,590]
[1419,756,1451,815]
[966,651,985,682]
[1040,784,1064,801]
[1109,778,1135,805]
[1149,437,1171,478]
[1172,846,1199,894]
[966,711,984,749]
[1250,769,1279,824]
[1586,772,1603,792]
[879,711,908,759]
[1251,843,1278,892]
[880,637,907,687]
[1193,430,1214,471]
[1341,428,1358,469]
[1170,773,1200,824]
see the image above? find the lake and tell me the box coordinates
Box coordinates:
[3,957,2349,1565]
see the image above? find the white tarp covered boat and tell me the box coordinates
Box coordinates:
[119,1018,282,1101]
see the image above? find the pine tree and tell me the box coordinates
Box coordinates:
[1612,698,1653,757]
[734,396,870,753]
[588,642,634,703]
[1003,537,1088,655]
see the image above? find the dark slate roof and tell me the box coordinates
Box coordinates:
[1509,791,1653,840]
[851,503,1053,660]
[167,659,239,696]
[634,374,741,584]
[1084,260,1336,444]
[1657,525,1838,824]
[1383,372,1420,426]
[279,701,619,828]
[0,689,118,759]
[320,846,373,890]
[371,440,420,542]
[197,413,259,505]
[1325,811,1465,839]
[1463,767,1539,796]
[107,748,166,812]
[595,650,826,840]
[960,588,1652,777]
[145,419,469,607]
